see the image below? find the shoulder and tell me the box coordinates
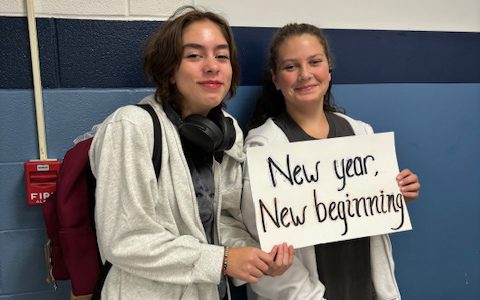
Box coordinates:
[99,98,152,129]
[97,95,170,137]
[88,96,158,174]
[244,118,289,148]
[108,95,161,125]
[333,112,374,135]
[90,95,162,155]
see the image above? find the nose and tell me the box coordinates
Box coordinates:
[203,56,219,74]
[298,65,312,81]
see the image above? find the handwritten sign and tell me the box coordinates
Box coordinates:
[246,132,412,250]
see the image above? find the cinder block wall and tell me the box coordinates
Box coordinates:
[1,1,479,299]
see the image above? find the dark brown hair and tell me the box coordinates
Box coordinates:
[144,6,240,108]
[247,23,342,131]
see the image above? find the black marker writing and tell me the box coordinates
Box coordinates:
[313,189,405,235]
[259,197,307,233]
[333,155,375,191]
[268,155,321,187]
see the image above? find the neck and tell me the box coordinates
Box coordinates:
[286,102,329,139]
[180,104,211,119]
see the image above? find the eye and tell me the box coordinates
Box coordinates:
[310,59,322,66]
[216,54,230,61]
[283,64,296,71]
[185,53,202,60]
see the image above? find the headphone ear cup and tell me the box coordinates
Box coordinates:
[216,116,236,151]
[164,103,236,153]
[180,115,223,153]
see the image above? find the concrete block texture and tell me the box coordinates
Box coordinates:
[0,0,126,17]
[1,0,478,32]
[38,0,126,17]
[0,0,25,15]
[129,0,194,17]
[2,17,479,90]
[0,163,46,231]
[0,90,40,163]
[0,228,71,298]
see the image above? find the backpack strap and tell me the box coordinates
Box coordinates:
[92,103,162,300]
[137,103,163,177]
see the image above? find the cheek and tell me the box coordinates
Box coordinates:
[223,65,233,92]
[322,68,331,80]
[176,67,196,85]
[172,67,185,85]
[275,73,294,90]
[224,64,233,80]
[313,70,331,86]
[224,80,232,93]
[321,72,331,85]
[173,72,193,97]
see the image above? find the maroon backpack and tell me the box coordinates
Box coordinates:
[42,104,162,298]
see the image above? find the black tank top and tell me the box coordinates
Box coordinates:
[273,111,374,300]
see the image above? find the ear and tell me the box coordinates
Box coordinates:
[271,69,280,90]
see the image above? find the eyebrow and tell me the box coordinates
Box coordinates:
[183,43,230,51]
[280,54,326,64]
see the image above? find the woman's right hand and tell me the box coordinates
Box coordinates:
[225,247,272,283]
[264,243,295,277]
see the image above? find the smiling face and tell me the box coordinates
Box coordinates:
[272,33,331,112]
[171,19,232,117]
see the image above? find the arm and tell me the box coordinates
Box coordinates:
[90,110,224,285]
[217,131,292,282]
[217,154,259,249]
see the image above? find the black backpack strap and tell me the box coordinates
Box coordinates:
[137,103,163,178]
[92,103,162,299]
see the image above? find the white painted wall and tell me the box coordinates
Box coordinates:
[202,0,480,32]
[0,0,193,18]
[0,0,479,32]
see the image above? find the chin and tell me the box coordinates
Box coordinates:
[296,96,322,104]
[202,98,224,111]
[210,94,226,104]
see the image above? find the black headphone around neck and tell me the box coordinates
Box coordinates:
[163,103,236,153]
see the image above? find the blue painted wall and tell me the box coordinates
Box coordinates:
[0,17,479,299]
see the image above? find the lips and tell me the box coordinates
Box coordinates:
[295,84,317,92]
[198,80,223,89]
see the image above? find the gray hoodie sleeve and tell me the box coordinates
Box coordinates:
[89,105,224,286]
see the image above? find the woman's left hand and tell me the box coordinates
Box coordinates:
[397,168,420,202]
[264,243,295,277]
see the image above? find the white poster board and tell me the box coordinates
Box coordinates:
[246,132,412,250]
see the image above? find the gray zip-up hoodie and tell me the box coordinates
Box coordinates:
[89,95,256,299]
[242,114,401,300]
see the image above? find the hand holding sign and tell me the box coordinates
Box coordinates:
[396,168,421,201]
[246,132,412,251]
